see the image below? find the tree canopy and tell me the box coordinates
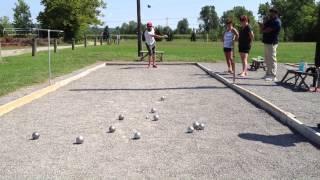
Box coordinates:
[13,0,32,29]
[258,0,319,41]
[37,0,106,40]
[176,18,191,34]
[199,5,219,33]
[0,16,13,37]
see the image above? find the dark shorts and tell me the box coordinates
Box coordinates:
[238,45,251,53]
[223,48,232,52]
[146,43,156,55]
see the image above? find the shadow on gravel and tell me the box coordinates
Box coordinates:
[222,76,269,81]
[275,82,310,92]
[238,133,307,147]
[234,83,278,87]
[69,86,226,92]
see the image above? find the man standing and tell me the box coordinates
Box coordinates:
[144,22,167,68]
[260,8,281,81]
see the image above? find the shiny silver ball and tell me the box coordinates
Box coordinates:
[151,108,157,113]
[187,126,194,133]
[153,114,160,121]
[76,136,84,144]
[109,125,116,133]
[193,121,200,130]
[199,123,205,130]
[133,132,141,140]
[118,114,125,120]
[32,132,40,140]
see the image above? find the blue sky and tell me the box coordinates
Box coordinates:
[0,0,270,28]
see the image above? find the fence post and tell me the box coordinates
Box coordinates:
[72,38,75,50]
[32,37,37,56]
[100,36,103,46]
[94,36,97,46]
[54,38,57,53]
[84,35,87,48]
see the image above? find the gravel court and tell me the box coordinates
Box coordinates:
[202,62,320,131]
[0,64,319,179]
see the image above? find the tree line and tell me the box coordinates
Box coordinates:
[0,0,319,42]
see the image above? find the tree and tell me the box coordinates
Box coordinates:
[120,21,137,34]
[220,6,256,29]
[199,5,219,33]
[38,0,106,40]
[220,6,258,40]
[258,0,318,41]
[258,2,271,21]
[176,18,191,34]
[162,26,173,41]
[0,16,13,37]
[13,0,32,28]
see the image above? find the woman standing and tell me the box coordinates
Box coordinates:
[223,19,239,74]
[238,15,254,77]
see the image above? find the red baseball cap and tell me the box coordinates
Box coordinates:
[147,22,153,27]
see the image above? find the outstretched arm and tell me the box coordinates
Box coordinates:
[150,34,168,39]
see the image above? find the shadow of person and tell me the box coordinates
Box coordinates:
[238,133,307,147]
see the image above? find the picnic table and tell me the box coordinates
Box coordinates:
[139,50,164,62]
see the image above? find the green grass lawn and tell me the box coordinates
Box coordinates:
[0,40,316,97]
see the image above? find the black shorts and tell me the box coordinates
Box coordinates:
[223,48,232,52]
[146,44,156,55]
[238,45,251,53]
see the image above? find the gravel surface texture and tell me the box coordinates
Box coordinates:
[0,64,319,179]
[203,62,320,131]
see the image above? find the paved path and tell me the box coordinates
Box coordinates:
[203,63,320,132]
[1,44,89,57]
[0,64,319,179]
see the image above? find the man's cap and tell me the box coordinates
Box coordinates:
[147,22,153,27]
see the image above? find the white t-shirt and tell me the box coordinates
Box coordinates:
[224,31,235,48]
[144,28,156,46]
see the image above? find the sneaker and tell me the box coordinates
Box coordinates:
[153,64,158,68]
[273,77,278,82]
[265,77,278,82]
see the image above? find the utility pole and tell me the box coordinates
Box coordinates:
[137,0,142,56]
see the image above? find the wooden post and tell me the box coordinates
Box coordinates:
[32,37,37,56]
[84,35,87,48]
[54,38,57,53]
[72,38,75,50]
[100,36,103,46]
[94,37,97,46]
[137,0,142,56]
